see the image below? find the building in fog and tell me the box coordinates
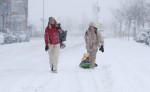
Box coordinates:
[0,0,28,31]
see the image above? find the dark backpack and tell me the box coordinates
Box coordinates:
[85,28,97,36]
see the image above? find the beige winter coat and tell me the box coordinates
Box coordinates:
[84,28,104,52]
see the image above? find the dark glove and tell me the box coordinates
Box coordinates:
[45,45,49,51]
[99,45,104,52]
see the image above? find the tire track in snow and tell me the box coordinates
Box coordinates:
[58,38,113,92]
[37,38,85,92]
[108,48,148,92]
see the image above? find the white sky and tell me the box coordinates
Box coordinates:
[28,0,120,28]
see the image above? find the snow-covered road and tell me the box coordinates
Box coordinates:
[0,37,150,92]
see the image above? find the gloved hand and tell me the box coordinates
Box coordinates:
[99,45,104,52]
[45,45,49,51]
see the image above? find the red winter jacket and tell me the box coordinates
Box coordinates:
[44,25,60,45]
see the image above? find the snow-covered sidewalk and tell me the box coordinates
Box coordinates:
[0,37,150,92]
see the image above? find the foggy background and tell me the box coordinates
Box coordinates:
[28,0,120,36]
[1,0,150,92]
[0,0,150,41]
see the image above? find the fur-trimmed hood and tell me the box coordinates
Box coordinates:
[48,17,58,28]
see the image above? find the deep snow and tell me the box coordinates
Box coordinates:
[0,37,150,92]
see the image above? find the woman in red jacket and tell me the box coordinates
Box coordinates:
[44,17,60,73]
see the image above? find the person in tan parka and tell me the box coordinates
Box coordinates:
[84,22,104,69]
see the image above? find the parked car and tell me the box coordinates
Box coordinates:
[145,35,150,46]
[0,32,5,44]
[4,32,18,44]
[135,32,147,43]
[142,28,150,43]
[13,31,26,42]
[0,29,17,44]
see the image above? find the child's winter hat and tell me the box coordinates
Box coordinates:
[89,22,96,27]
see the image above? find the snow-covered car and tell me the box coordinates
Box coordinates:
[4,32,18,44]
[0,29,18,44]
[145,35,150,46]
[0,32,5,44]
[138,28,150,43]
[13,31,26,42]
[136,32,147,43]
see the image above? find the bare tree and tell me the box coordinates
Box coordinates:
[112,7,125,38]
[112,0,150,40]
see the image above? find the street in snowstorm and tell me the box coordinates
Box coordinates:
[0,37,150,92]
[0,0,150,92]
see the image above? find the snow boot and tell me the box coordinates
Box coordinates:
[52,70,57,73]
[51,65,53,71]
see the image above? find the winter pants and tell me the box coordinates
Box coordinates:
[88,51,97,69]
[48,44,60,71]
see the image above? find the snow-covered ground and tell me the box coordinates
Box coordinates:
[0,37,150,92]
